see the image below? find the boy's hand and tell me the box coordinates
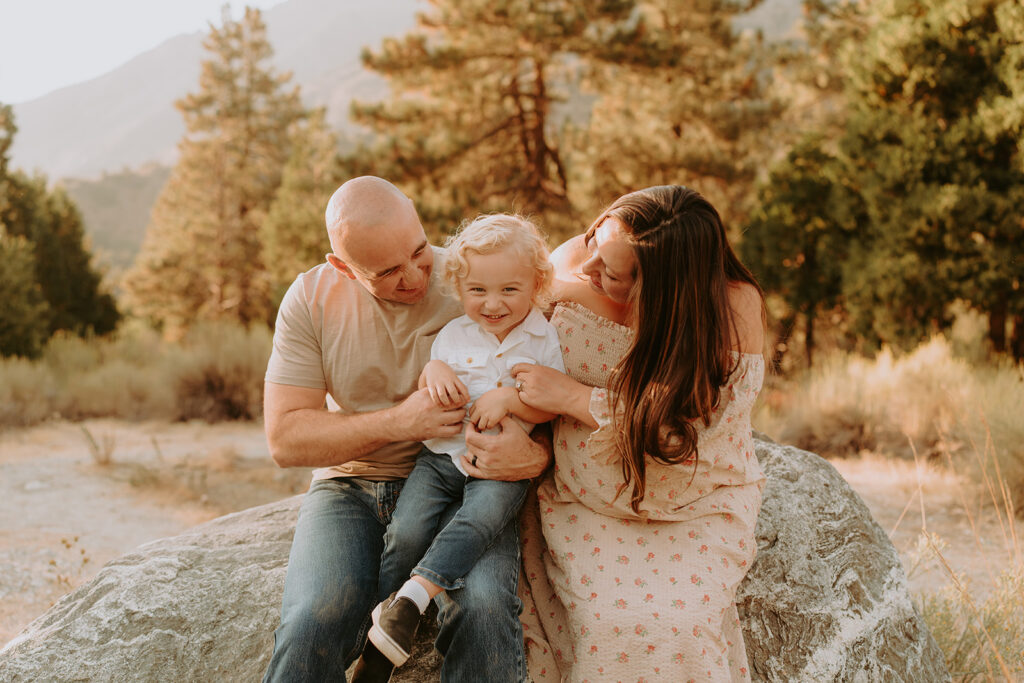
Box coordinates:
[469,386,515,431]
[422,360,469,408]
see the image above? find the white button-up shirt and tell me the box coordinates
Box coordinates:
[424,307,566,472]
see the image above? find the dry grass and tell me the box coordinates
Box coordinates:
[907,445,1023,682]
[764,332,1024,681]
[0,321,271,429]
[755,336,1024,515]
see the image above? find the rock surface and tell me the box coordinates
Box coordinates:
[0,440,949,682]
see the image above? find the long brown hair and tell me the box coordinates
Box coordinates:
[594,186,763,513]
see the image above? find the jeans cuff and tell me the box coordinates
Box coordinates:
[411,566,465,592]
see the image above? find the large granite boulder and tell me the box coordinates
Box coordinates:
[0,440,949,682]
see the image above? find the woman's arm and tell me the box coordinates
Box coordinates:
[728,282,766,354]
[511,364,598,429]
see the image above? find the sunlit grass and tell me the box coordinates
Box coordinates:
[755,335,1024,515]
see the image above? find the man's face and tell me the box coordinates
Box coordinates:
[334,208,434,304]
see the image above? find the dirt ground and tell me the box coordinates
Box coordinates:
[0,419,311,645]
[1,420,1020,647]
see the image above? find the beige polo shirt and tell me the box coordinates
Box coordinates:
[265,247,463,481]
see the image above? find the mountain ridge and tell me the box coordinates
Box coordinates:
[9,0,418,180]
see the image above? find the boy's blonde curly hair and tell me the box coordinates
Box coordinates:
[443,214,554,307]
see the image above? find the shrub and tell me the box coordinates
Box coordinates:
[0,357,58,427]
[917,568,1024,681]
[174,322,272,422]
[0,320,273,430]
[57,360,177,421]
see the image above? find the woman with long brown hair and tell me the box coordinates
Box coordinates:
[510,185,766,681]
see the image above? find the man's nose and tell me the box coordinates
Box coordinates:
[399,262,425,287]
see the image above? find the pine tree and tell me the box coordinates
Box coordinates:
[740,138,853,367]
[123,7,304,333]
[0,228,51,358]
[572,0,781,228]
[262,109,344,305]
[354,0,636,241]
[0,104,118,352]
[832,0,1024,355]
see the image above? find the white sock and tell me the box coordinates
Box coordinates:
[395,579,431,614]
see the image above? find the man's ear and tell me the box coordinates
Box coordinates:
[326,253,356,279]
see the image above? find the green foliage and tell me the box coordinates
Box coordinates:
[262,109,343,304]
[0,229,51,357]
[573,0,782,228]
[123,7,305,333]
[749,0,1024,361]
[0,104,120,355]
[354,0,637,242]
[740,138,852,365]
[832,0,1024,354]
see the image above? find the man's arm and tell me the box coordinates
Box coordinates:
[264,381,466,469]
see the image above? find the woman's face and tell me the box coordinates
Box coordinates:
[581,217,637,304]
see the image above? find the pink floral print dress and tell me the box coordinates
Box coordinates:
[519,302,765,682]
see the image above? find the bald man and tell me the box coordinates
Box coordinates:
[262,177,546,682]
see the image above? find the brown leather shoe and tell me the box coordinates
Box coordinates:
[367,592,421,667]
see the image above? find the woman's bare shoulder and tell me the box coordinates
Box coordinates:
[550,234,588,280]
[728,282,765,355]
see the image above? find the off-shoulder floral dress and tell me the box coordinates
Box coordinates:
[519,302,765,683]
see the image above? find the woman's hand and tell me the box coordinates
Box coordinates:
[511,363,594,425]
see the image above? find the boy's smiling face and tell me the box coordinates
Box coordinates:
[458,247,537,342]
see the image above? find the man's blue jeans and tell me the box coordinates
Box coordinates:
[378,450,529,594]
[263,473,527,682]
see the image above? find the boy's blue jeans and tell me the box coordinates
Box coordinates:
[378,449,530,595]
[263,465,527,682]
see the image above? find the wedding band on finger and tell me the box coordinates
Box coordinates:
[515,380,524,391]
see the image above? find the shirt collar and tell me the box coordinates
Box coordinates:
[455,306,548,341]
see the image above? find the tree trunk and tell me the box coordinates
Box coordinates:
[988,297,1007,353]
[804,308,816,368]
[1010,314,1024,361]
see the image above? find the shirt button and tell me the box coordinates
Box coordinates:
[496,381,503,387]
[496,352,503,357]
[466,357,473,363]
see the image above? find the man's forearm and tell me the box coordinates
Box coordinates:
[267,405,402,469]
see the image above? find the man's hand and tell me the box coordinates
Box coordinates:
[462,417,552,481]
[421,359,470,407]
[469,386,515,431]
[391,387,466,442]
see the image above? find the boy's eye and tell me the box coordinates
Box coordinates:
[503,287,519,293]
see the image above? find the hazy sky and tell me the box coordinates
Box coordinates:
[0,1,284,104]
